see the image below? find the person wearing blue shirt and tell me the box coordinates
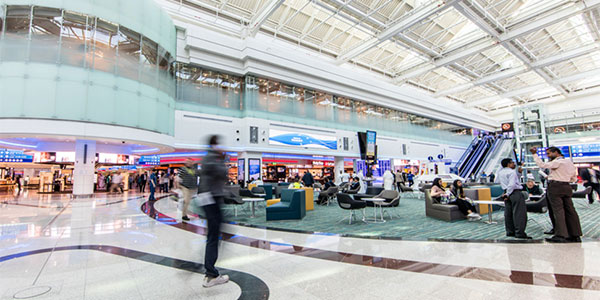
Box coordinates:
[148,171,157,201]
[496,158,530,239]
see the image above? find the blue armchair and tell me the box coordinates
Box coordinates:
[266,189,306,221]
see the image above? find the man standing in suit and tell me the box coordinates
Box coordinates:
[531,146,582,243]
[580,168,600,204]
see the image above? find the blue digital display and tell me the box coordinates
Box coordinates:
[537,146,571,159]
[571,144,600,157]
[138,155,161,165]
[248,158,261,180]
[0,149,33,163]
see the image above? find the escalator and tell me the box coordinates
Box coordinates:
[453,137,479,174]
[475,138,516,179]
[457,136,495,179]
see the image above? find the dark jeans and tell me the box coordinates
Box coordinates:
[140,181,146,193]
[448,198,476,216]
[583,182,600,203]
[202,199,223,278]
[547,181,582,238]
[504,190,527,236]
[149,185,155,201]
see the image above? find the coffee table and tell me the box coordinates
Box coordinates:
[363,198,386,223]
[473,200,505,224]
[242,198,265,218]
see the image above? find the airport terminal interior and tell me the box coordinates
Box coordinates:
[2,0,600,299]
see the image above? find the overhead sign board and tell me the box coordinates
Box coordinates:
[269,129,337,150]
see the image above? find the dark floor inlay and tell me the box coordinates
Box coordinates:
[142,199,600,291]
[0,245,269,300]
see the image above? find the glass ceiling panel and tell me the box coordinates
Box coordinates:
[409,67,471,92]
[454,44,523,77]
[492,70,546,90]
[545,51,600,78]
[402,7,482,54]
[517,14,597,60]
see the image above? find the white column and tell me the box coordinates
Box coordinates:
[73,140,96,197]
[334,156,344,184]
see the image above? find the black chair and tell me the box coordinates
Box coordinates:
[339,182,350,192]
[318,186,338,206]
[573,186,593,208]
[376,190,401,219]
[347,183,360,194]
[223,186,245,217]
[337,193,366,224]
[526,192,551,230]
[240,188,262,198]
[354,186,385,206]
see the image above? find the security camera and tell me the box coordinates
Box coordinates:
[122,141,125,144]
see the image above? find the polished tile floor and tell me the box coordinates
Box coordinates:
[1,190,600,299]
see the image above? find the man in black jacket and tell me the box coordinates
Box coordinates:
[580,168,600,204]
[199,135,229,288]
[301,171,314,187]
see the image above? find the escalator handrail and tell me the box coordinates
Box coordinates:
[462,136,495,178]
[458,140,484,175]
[456,137,479,169]
[473,137,503,177]
[460,141,488,178]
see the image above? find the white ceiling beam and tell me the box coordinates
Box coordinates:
[336,0,458,62]
[501,0,600,41]
[434,66,527,97]
[395,39,497,82]
[466,65,600,108]
[395,0,600,81]
[247,0,285,37]
[467,83,549,107]
[531,42,600,68]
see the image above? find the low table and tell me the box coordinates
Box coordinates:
[363,198,386,223]
[242,198,265,218]
[473,200,505,224]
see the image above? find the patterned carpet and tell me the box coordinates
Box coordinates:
[223,194,600,241]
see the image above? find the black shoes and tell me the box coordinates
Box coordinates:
[543,229,555,235]
[545,236,568,243]
[182,216,190,221]
[567,236,582,243]
[589,199,594,204]
[506,233,515,237]
[515,234,532,239]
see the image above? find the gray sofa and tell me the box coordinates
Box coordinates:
[425,189,480,222]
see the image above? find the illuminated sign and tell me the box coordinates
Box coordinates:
[248,158,261,180]
[138,155,161,165]
[269,129,337,150]
[0,149,33,163]
[571,144,600,157]
[501,122,514,132]
[366,130,376,158]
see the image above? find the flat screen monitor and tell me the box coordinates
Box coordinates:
[248,158,261,181]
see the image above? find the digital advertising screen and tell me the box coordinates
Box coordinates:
[248,158,261,181]
[269,129,337,150]
[117,155,129,164]
[35,152,56,163]
[55,152,75,163]
[366,130,377,158]
[237,158,245,182]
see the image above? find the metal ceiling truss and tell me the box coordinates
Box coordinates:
[167,0,600,112]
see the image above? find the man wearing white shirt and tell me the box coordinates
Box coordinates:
[496,158,529,239]
[341,171,350,183]
[531,146,581,243]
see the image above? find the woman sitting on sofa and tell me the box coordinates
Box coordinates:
[430,178,448,203]
[450,180,481,221]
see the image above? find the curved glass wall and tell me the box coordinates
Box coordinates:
[0,5,175,135]
[175,62,473,146]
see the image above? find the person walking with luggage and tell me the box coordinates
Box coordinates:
[199,135,229,287]
[496,158,530,239]
[531,146,582,243]
[179,159,201,221]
